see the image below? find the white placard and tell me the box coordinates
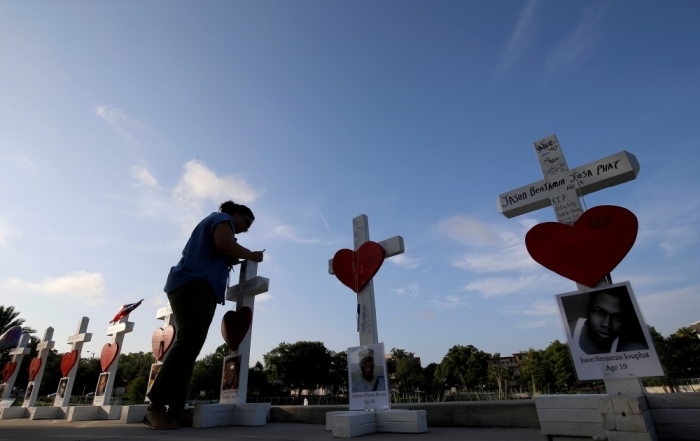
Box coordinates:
[219,354,242,404]
[556,281,664,380]
[347,342,390,411]
[92,373,109,406]
[146,363,161,398]
[0,398,15,409]
[22,382,35,406]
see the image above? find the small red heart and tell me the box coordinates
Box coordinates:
[28,358,42,382]
[221,307,253,351]
[332,241,386,293]
[151,325,176,362]
[100,342,120,372]
[525,205,638,287]
[2,361,16,382]
[60,350,78,377]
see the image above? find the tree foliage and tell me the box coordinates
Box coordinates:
[328,351,348,394]
[434,345,490,389]
[519,340,574,394]
[189,343,229,400]
[263,341,331,395]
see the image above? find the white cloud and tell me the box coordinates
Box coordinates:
[174,160,262,205]
[501,300,559,317]
[544,4,607,78]
[636,284,700,335]
[390,283,419,297]
[492,0,540,82]
[0,219,21,248]
[452,239,538,273]
[389,254,422,269]
[131,165,159,188]
[438,215,499,246]
[2,271,107,305]
[514,319,551,329]
[428,295,470,310]
[264,225,322,244]
[95,105,142,126]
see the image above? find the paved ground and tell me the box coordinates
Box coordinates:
[0,420,548,441]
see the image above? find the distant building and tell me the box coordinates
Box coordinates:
[490,351,529,385]
[690,321,700,338]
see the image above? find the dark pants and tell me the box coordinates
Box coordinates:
[147,279,217,408]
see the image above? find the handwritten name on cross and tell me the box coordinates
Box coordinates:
[23,327,54,408]
[54,317,92,407]
[498,134,646,395]
[328,214,405,345]
[222,260,270,404]
[93,315,134,406]
[497,134,640,224]
[1,333,30,400]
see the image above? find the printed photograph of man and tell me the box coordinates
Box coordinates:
[147,364,161,394]
[96,373,109,397]
[562,285,649,355]
[222,356,241,391]
[24,383,33,402]
[0,383,6,397]
[57,378,68,399]
[351,347,386,393]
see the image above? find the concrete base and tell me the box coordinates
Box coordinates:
[29,406,67,420]
[99,405,123,420]
[0,407,29,420]
[332,412,377,438]
[120,404,148,424]
[193,403,270,428]
[376,409,427,433]
[66,406,99,421]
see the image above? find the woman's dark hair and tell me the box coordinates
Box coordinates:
[219,200,255,220]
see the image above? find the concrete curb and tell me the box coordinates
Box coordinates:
[270,400,540,428]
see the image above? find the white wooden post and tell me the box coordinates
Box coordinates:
[92,315,134,406]
[1,333,31,399]
[224,260,270,404]
[54,317,92,407]
[23,327,54,408]
[328,214,405,345]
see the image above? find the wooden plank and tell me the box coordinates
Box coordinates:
[328,236,405,274]
[540,421,606,437]
[333,421,377,438]
[535,394,604,409]
[376,420,428,433]
[225,276,269,301]
[650,408,700,424]
[536,408,602,423]
[376,410,426,423]
[646,393,700,409]
[497,150,640,218]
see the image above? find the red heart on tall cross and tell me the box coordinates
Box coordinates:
[525,205,638,287]
[100,342,120,372]
[332,241,386,293]
[221,307,253,351]
[60,350,78,377]
[2,361,16,382]
[151,325,176,362]
[28,358,42,382]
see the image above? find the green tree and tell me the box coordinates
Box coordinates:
[73,357,102,397]
[420,363,444,402]
[247,361,274,396]
[125,376,148,403]
[263,341,331,395]
[189,343,228,400]
[0,305,36,367]
[519,341,575,394]
[115,351,155,390]
[387,348,422,402]
[487,362,510,399]
[435,345,490,390]
[328,351,348,394]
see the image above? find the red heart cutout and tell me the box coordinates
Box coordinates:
[100,342,120,372]
[28,358,42,382]
[332,241,386,293]
[221,307,253,351]
[60,350,78,377]
[151,325,176,362]
[2,361,16,382]
[525,205,638,287]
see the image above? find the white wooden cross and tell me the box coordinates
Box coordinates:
[22,327,54,408]
[92,315,134,406]
[498,134,645,395]
[0,332,31,400]
[145,303,177,404]
[221,260,270,404]
[328,214,405,346]
[54,317,92,407]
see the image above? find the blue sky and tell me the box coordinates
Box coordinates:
[1,0,698,367]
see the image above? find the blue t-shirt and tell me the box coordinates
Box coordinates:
[164,212,236,303]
